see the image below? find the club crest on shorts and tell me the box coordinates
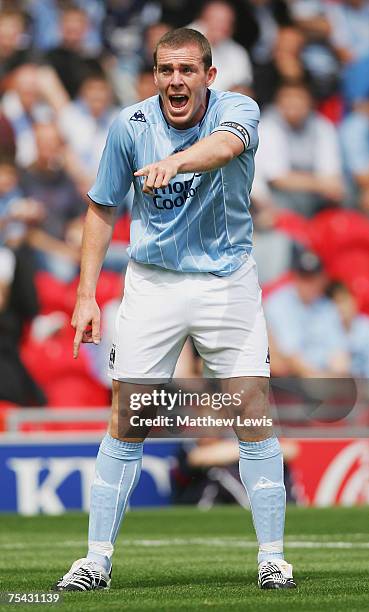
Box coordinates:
[266,348,270,364]
[109,344,116,369]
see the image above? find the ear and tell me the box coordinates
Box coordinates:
[205,66,217,88]
[153,67,158,87]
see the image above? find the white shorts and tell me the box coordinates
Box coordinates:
[108,256,270,381]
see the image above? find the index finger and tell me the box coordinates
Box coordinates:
[73,327,83,359]
[134,167,149,177]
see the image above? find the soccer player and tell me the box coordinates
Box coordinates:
[53,28,296,591]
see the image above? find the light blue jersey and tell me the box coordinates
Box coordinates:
[88,89,259,276]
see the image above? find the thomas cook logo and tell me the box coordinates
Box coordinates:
[109,344,116,369]
[152,173,201,210]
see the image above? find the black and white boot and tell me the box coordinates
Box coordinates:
[52,558,111,592]
[258,560,296,589]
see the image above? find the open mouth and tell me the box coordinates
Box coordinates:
[169,94,189,110]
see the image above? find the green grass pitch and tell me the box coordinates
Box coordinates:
[0,506,368,611]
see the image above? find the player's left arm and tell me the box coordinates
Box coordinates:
[134,130,244,193]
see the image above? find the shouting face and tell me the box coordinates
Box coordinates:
[154,43,217,130]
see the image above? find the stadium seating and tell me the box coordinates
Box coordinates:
[306,210,369,314]
[21,324,109,407]
[329,249,369,314]
[308,210,369,268]
[274,210,311,245]
[112,212,130,243]
[35,269,123,316]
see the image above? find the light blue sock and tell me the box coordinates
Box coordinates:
[239,437,286,564]
[87,433,143,572]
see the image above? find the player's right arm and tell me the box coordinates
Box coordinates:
[72,202,116,358]
[72,112,134,358]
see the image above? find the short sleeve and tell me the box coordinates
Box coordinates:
[211,93,260,151]
[88,115,134,207]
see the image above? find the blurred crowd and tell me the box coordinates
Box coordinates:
[1,0,369,409]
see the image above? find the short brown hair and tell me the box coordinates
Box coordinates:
[154,28,212,71]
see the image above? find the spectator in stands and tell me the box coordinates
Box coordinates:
[108,22,171,107]
[102,0,158,59]
[1,64,53,167]
[256,81,344,217]
[20,122,85,281]
[290,1,330,41]
[160,0,198,28]
[287,2,340,102]
[0,156,44,248]
[327,281,369,378]
[323,0,369,108]
[325,0,369,65]
[340,93,369,213]
[44,5,104,98]
[135,66,158,102]
[190,1,253,91]
[172,437,249,507]
[141,22,172,69]
[253,23,340,108]
[28,0,104,54]
[264,249,350,377]
[253,26,306,107]
[172,436,298,506]
[0,8,33,80]
[0,242,46,406]
[247,0,291,66]
[57,75,118,182]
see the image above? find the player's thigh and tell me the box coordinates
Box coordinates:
[110,260,188,380]
[109,380,159,441]
[220,376,273,441]
[191,257,270,378]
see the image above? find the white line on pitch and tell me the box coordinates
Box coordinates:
[1,538,369,550]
